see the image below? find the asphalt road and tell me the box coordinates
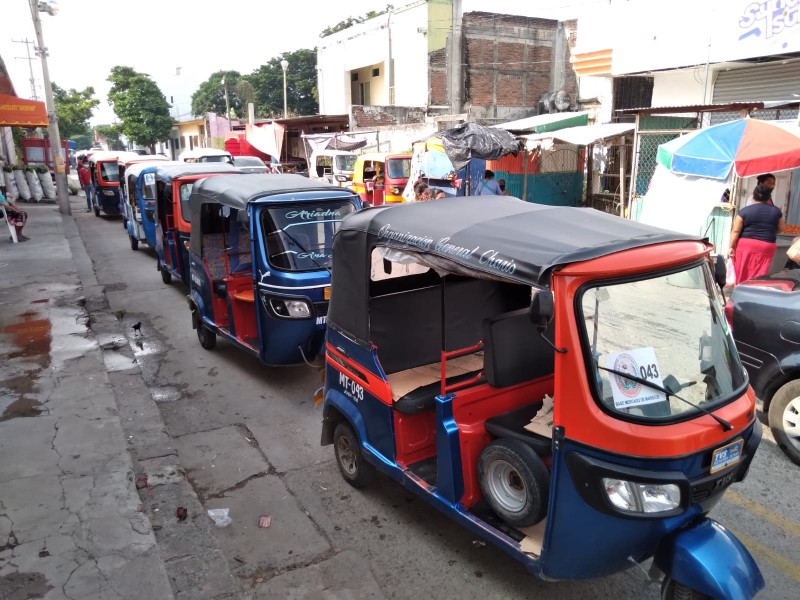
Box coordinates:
[73,205,800,600]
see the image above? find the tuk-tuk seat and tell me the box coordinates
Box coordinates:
[483,309,555,388]
[388,353,484,415]
[483,402,552,456]
[202,234,228,295]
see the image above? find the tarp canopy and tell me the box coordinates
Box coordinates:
[523,122,635,149]
[302,132,369,153]
[0,93,48,127]
[245,122,286,158]
[493,111,590,134]
[439,122,523,172]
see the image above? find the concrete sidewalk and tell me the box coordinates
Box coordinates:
[0,200,174,599]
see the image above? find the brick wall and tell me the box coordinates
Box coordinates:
[462,11,579,122]
[351,105,427,129]
[429,47,448,106]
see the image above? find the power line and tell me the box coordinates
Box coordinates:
[12,37,39,100]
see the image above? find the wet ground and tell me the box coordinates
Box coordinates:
[63,197,800,600]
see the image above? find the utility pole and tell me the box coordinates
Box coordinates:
[29,0,71,215]
[221,76,232,130]
[12,38,38,100]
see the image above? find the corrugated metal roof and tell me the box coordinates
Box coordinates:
[616,102,767,115]
[493,111,590,134]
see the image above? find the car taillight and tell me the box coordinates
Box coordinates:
[724,300,733,331]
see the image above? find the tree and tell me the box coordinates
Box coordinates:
[190,70,244,117]
[320,5,394,37]
[107,66,173,151]
[95,124,125,151]
[52,83,100,140]
[247,49,319,117]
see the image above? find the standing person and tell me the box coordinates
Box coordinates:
[497,178,510,196]
[0,190,30,241]
[477,170,503,196]
[728,182,785,284]
[78,160,93,212]
[413,181,430,202]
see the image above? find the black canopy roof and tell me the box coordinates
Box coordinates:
[154,162,240,184]
[189,173,352,213]
[329,196,701,342]
[337,196,699,287]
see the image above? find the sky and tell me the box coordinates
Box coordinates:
[0,0,600,125]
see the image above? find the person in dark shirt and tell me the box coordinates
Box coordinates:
[728,182,785,283]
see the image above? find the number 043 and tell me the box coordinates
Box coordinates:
[639,363,659,380]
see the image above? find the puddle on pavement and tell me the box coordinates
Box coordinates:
[103,350,138,372]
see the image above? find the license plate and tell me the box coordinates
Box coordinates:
[710,439,744,474]
[324,286,331,300]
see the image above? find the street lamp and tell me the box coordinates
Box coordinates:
[28,0,70,215]
[280,59,289,119]
[220,75,231,130]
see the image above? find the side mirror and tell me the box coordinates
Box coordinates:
[529,291,554,331]
[714,255,727,290]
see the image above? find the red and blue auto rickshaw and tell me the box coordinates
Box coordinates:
[152,163,242,286]
[87,151,141,216]
[186,174,359,364]
[320,196,763,598]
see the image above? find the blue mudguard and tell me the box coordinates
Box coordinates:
[654,519,764,600]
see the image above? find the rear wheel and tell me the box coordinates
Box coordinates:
[333,422,374,488]
[661,577,711,600]
[160,265,172,284]
[478,438,549,528]
[129,235,138,251]
[768,381,800,466]
[196,321,216,350]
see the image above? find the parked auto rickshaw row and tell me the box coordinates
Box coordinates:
[92,160,764,598]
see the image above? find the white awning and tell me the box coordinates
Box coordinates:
[523,122,635,149]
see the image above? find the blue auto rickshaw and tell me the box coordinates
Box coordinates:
[152,163,242,286]
[186,174,359,365]
[122,161,178,251]
[320,196,764,598]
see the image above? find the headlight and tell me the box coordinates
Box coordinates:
[269,298,311,319]
[102,189,116,196]
[602,478,681,513]
[390,186,401,195]
[335,175,348,182]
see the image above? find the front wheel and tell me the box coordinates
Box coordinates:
[768,381,800,465]
[333,422,374,488]
[160,265,172,284]
[130,235,139,251]
[93,205,100,217]
[661,577,711,600]
[196,321,216,350]
[122,218,128,230]
[478,437,549,528]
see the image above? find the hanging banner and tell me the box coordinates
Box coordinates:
[0,93,48,127]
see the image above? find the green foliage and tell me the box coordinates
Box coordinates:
[52,83,99,140]
[246,49,319,117]
[320,5,394,37]
[107,66,174,149]
[191,70,244,117]
[72,132,94,150]
[95,124,126,151]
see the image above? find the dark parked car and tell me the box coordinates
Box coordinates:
[730,269,800,465]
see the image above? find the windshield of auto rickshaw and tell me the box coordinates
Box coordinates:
[262,200,356,271]
[335,155,356,172]
[100,162,120,183]
[580,262,746,420]
[387,157,411,179]
[143,173,156,199]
